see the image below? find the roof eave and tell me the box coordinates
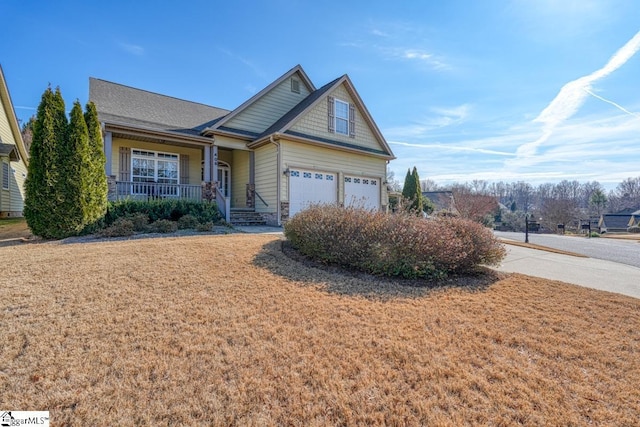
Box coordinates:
[249,132,395,160]
[104,121,214,146]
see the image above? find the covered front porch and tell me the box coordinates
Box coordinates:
[103,126,262,223]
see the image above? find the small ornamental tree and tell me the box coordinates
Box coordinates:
[84,101,108,226]
[24,87,68,238]
[402,166,423,214]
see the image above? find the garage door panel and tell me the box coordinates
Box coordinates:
[289,169,337,217]
[345,176,380,211]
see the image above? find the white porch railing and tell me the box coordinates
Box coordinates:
[215,186,231,223]
[113,181,202,201]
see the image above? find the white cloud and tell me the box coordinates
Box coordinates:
[119,42,144,56]
[385,104,471,138]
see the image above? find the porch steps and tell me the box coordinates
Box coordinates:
[230,209,267,226]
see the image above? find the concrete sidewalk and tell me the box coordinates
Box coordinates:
[496,244,640,299]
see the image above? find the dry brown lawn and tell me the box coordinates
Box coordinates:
[1,233,639,426]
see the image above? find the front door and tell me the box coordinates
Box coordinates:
[217,161,230,197]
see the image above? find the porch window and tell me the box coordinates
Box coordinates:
[131,149,179,195]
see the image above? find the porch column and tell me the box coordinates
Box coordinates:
[104,131,112,175]
[203,145,212,182]
[212,146,219,185]
[249,151,255,185]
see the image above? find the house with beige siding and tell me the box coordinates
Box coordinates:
[90,65,395,225]
[0,65,29,218]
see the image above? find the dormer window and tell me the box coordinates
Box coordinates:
[327,96,356,138]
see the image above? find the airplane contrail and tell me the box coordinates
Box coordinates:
[515,30,640,158]
[583,88,640,119]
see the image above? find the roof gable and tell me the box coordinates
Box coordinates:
[253,75,394,158]
[206,65,315,135]
[0,65,28,165]
[89,78,230,137]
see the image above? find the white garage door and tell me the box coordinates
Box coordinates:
[345,176,380,211]
[289,169,337,217]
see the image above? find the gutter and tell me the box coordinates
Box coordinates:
[270,134,281,226]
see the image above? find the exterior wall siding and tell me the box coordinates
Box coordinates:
[0,100,27,214]
[8,159,27,212]
[281,140,387,207]
[225,74,311,133]
[231,150,249,208]
[289,84,381,153]
[110,137,203,185]
[254,143,278,214]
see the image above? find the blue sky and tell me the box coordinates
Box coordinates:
[2,0,639,189]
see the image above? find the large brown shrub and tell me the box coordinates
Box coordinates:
[284,205,505,279]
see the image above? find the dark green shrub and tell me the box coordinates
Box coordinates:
[284,205,506,279]
[628,226,640,233]
[178,214,200,229]
[104,199,221,225]
[97,218,134,237]
[148,219,178,233]
[196,222,214,232]
[126,213,150,232]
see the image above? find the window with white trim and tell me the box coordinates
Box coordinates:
[131,149,179,195]
[328,96,355,138]
[2,162,8,189]
[334,99,349,135]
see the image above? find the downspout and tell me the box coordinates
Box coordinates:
[270,134,281,226]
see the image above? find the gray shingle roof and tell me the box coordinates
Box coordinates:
[601,214,633,230]
[89,78,230,135]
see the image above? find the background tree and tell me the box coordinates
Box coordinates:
[451,185,499,225]
[20,115,36,153]
[84,101,108,226]
[589,188,607,217]
[24,87,68,238]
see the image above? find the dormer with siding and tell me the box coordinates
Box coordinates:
[210,65,315,136]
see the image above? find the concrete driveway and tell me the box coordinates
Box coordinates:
[497,244,640,299]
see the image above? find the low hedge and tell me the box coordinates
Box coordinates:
[284,205,506,279]
[104,199,222,226]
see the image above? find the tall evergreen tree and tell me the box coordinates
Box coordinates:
[84,101,108,225]
[24,87,68,238]
[411,166,423,213]
[57,100,91,234]
[401,167,423,214]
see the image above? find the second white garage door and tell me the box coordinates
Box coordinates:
[345,176,381,211]
[289,169,337,217]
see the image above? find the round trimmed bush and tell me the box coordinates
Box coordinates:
[284,205,506,279]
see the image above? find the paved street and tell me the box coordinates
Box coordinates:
[494,231,640,268]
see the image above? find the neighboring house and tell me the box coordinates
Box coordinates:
[0,65,29,218]
[598,214,634,233]
[422,191,457,216]
[90,65,395,225]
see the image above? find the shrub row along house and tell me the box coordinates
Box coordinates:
[90,65,395,225]
[0,65,29,218]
